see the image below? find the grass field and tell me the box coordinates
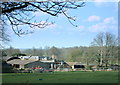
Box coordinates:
[1,71,119,83]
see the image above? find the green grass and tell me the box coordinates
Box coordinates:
[1,71,118,83]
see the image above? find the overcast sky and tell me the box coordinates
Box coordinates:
[6,1,118,49]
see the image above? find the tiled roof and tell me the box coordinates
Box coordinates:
[7,59,37,65]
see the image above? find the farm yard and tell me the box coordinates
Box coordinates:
[2,71,118,83]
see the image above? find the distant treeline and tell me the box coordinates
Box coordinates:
[1,45,118,65]
[0,32,119,66]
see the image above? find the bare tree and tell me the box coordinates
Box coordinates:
[91,32,118,66]
[1,2,85,36]
[0,18,10,49]
[49,46,61,59]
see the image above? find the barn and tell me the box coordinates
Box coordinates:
[6,56,71,72]
[7,59,54,70]
[66,62,86,70]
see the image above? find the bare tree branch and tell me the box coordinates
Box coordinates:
[0,1,85,41]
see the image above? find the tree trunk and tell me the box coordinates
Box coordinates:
[100,50,103,66]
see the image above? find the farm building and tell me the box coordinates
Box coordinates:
[6,56,70,71]
[66,62,85,70]
[7,59,54,70]
[66,62,97,70]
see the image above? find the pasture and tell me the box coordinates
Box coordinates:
[1,71,118,83]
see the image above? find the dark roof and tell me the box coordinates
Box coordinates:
[7,57,20,61]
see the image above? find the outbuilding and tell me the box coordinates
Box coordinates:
[7,59,51,70]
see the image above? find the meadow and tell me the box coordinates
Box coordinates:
[1,71,119,84]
